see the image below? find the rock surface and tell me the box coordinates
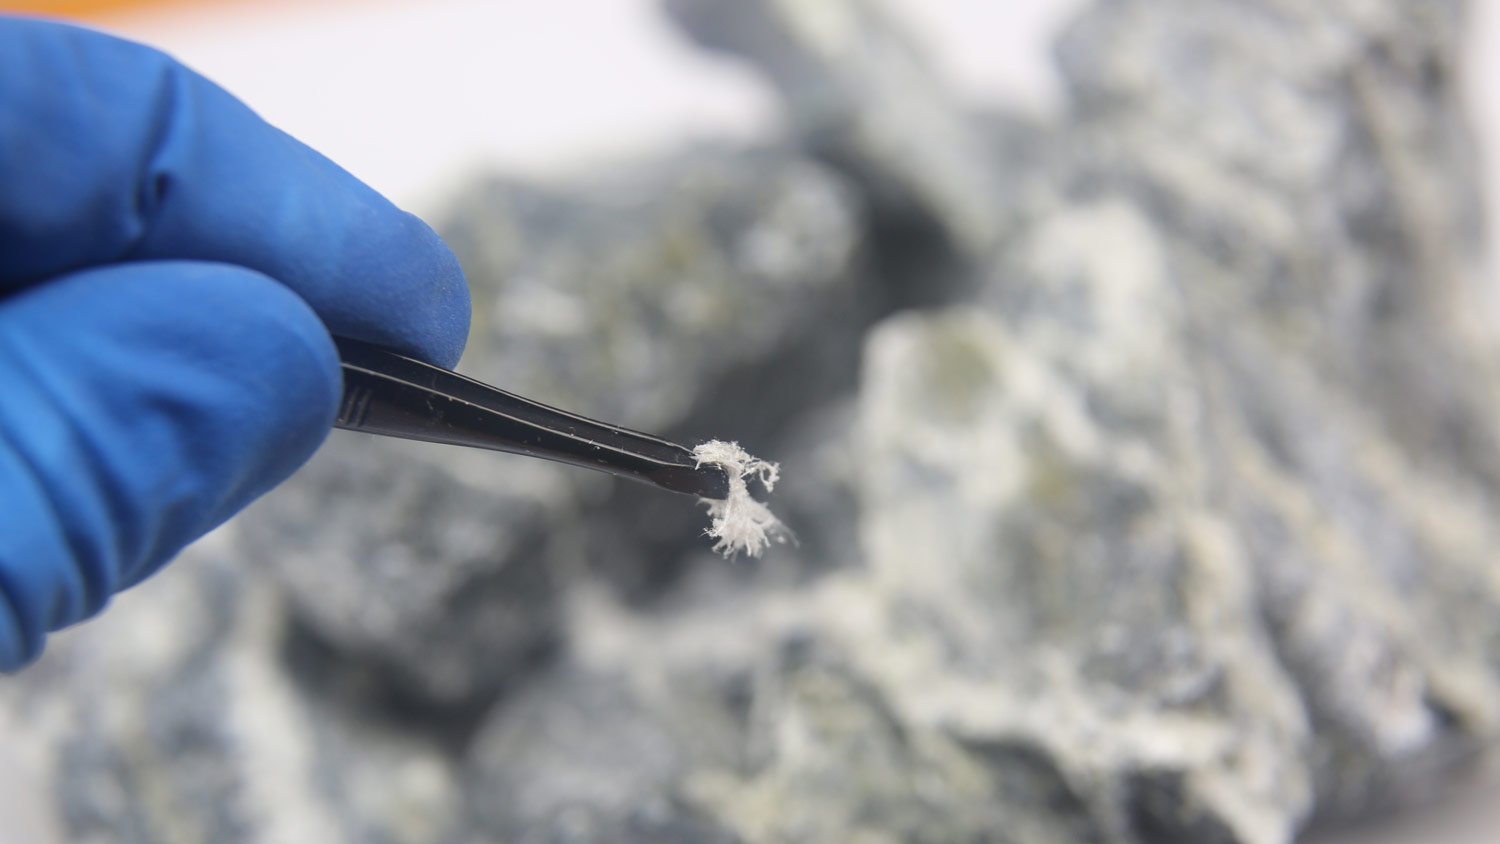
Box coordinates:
[236,148,864,705]
[3,1,1498,843]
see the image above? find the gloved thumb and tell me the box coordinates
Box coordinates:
[0,261,340,669]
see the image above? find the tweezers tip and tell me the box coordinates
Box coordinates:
[652,463,731,499]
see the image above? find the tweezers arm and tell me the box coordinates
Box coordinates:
[332,338,728,499]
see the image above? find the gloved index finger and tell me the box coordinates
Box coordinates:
[0,17,470,368]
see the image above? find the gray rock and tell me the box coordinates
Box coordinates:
[546,571,1120,844]
[235,147,863,702]
[464,664,740,844]
[0,537,464,844]
[1053,0,1498,491]
[238,433,565,708]
[441,148,863,432]
[1047,0,1500,826]
[855,305,1314,844]
[663,0,1012,259]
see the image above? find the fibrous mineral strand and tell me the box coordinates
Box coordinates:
[692,440,786,558]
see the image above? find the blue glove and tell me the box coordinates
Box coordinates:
[0,18,471,670]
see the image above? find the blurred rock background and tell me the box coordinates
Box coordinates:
[4,0,1500,842]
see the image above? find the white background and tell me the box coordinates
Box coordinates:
[91,0,1086,211]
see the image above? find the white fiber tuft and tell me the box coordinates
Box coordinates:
[692,440,787,558]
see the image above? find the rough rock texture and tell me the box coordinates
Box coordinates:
[443,150,863,430]
[0,534,465,844]
[2,1,1497,843]
[236,149,863,706]
[663,0,1010,258]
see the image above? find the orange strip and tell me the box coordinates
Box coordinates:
[0,0,226,20]
[3,0,179,18]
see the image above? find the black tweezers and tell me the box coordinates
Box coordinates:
[332,337,730,500]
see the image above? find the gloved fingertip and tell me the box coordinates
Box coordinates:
[325,208,470,369]
[0,260,341,621]
[413,215,471,371]
[151,263,343,519]
[0,579,29,672]
[0,19,471,373]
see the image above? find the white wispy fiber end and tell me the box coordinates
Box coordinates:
[692,440,787,558]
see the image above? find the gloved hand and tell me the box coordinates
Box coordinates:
[0,17,470,670]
